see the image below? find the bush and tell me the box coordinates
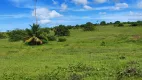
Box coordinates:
[47,35,56,41]
[7,29,27,42]
[117,61,142,80]
[0,32,7,39]
[40,27,50,34]
[100,41,106,46]
[54,25,70,36]
[130,23,138,27]
[58,37,66,42]
[117,23,124,27]
[83,22,95,31]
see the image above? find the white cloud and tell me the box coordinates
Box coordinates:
[72,0,88,5]
[110,3,128,10]
[52,0,58,5]
[32,8,62,19]
[115,3,128,8]
[39,19,51,24]
[9,0,32,7]
[83,5,93,10]
[94,0,107,4]
[0,14,30,18]
[32,8,63,24]
[129,11,142,16]
[61,3,68,11]
[99,12,106,15]
[137,1,142,8]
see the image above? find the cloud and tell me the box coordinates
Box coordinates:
[137,1,142,8]
[72,0,88,5]
[9,0,32,7]
[52,0,58,5]
[0,14,30,19]
[39,19,51,24]
[32,7,63,24]
[61,3,68,11]
[83,5,93,10]
[110,3,128,10]
[99,12,106,15]
[94,0,107,4]
[115,3,128,8]
[129,11,142,16]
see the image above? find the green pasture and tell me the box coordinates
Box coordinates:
[0,26,142,80]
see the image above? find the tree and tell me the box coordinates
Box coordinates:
[83,22,95,31]
[114,21,121,24]
[54,25,70,36]
[100,21,106,25]
[25,24,48,45]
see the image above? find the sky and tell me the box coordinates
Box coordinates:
[0,0,142,31]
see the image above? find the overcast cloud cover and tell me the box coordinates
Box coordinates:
[0,0,142,31]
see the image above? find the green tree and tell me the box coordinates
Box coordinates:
[25,24,48,45]
[83,22,95,31]
[100,21,106,25]
[114,21,121,24]
[54,25,70,36]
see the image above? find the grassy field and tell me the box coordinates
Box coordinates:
[0,26,142,80]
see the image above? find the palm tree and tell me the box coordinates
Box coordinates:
[25,24,42,45]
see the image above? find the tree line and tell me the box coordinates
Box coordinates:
[0,20,142,45]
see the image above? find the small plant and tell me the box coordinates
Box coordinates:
[119,56,126,59]
[37,63,95,80]
[58,37,67,42]
[117,61,142,80]
[47,35,56,41]
[100,41,106,46]
[68,73,82,80]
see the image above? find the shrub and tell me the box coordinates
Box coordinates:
[83,22,95,31]
[0,32,7,39]
[38,63,95,80]
[54,25,70,36]
[40,27,50,34]
[100,41,106,46]
[117,61,142,80]
[117,23,124,27]
[58,37,67,42]
[47,35,56,41]
[130,23,138,27]
[7,29,27,42]
[25,36,43,45]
